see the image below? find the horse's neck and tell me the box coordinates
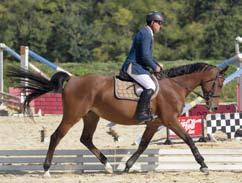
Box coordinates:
[173,72,203,96]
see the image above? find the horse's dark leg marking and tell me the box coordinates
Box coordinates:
[80,111,113,173]
[168,122,208,174]
[124,124,158,172]
[43,119,76,173]
[80,111,106,164]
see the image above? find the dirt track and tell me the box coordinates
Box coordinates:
[1,171,242,183]
[0,115,242,183]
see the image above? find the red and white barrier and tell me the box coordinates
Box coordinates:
[169,116,203,138]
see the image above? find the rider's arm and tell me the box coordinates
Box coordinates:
[140,32,159,71]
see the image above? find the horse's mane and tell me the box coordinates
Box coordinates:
[163,63,215,78]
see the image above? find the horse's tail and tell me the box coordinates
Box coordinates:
[7,67,70,113]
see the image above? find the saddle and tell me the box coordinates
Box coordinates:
[114,72,159,101]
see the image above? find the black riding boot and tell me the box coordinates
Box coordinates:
[136,89,157,123]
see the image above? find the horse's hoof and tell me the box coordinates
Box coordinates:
[123,167,129,173]
[43,170,51,178]
[104,162,113,173]
[200,167,209,175]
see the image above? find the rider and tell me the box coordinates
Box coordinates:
[120,11,164,123]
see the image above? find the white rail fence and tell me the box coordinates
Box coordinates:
[1,148,242,173]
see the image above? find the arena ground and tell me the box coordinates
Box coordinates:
[0,115,242,183]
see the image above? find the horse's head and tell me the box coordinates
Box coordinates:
[201,66,229,112]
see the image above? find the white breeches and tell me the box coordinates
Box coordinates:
[128,73,156,91]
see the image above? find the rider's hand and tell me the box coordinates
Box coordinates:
[155,65,162,73]
[159,64,164,70]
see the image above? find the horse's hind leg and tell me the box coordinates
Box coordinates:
[43,117,79,177]
[81,111,113,173]
[43,98,90,176]
[124,123,159,172]
[167,121,209,174]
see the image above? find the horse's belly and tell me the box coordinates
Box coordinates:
[91,107,137,125]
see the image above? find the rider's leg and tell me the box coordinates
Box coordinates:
[136,88,155,122]
[128,74,156,123]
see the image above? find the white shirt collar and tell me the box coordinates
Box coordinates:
[146,26,153,37]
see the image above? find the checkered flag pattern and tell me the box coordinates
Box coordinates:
[206,113,242,138]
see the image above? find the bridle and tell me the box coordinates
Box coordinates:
[155,71,224,102]
[193,74,224,101]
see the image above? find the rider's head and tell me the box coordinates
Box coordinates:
[146,11,164,33]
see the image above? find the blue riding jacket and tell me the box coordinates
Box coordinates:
[121,26,159,75]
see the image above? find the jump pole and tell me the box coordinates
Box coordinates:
[0,43,49,79]
[0,43,50,111]
[29,50,72,76]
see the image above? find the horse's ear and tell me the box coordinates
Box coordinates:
[219,65,229,75]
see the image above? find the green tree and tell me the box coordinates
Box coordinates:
[0,0,241,62]
[196,0,242,58]
[0,0,52,54]
[90,1,134,62]
[46,0,94,62]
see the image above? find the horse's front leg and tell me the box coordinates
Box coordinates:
[124,124,159,172]
[167,120,209,174]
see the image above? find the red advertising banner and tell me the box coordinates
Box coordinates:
[169,116,203,138]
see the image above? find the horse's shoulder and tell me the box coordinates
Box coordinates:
[159,77,172,84]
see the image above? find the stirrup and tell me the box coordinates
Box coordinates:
[137,114,158,124]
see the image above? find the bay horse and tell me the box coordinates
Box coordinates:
[8,63,228,176]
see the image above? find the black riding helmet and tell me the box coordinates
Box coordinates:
[146,11,164,25]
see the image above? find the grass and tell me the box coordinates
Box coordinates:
[3,60,238,103]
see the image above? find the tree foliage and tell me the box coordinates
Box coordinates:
[0,0,241,63]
